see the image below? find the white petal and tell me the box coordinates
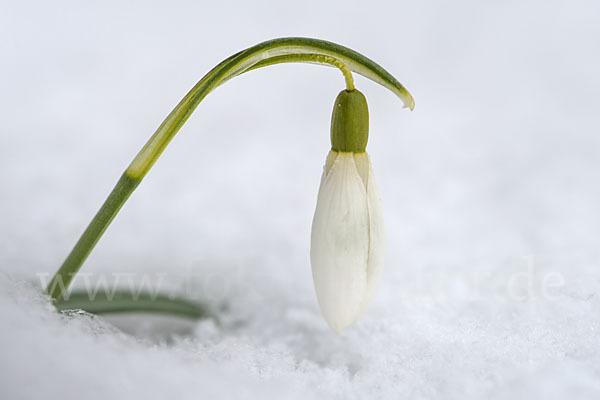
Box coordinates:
[310,151,370,332]
[354,152,385,315]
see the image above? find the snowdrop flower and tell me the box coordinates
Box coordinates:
[43,37,414,329]
[311,89,384,332]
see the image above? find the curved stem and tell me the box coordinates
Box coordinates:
[247,54,355,90]
[47,37,414,301]
[125,37,414,180]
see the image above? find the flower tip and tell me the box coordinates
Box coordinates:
[325,315,359,334]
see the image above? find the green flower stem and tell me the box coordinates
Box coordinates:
[55,290,208,319]
[47,37,414,303]
[247,53,355,90]
[47,174,139,300]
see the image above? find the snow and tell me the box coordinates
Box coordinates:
[1,0,600,398]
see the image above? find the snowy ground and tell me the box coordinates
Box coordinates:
[1,0,599,399]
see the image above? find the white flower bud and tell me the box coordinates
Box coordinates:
[310,150,384,332]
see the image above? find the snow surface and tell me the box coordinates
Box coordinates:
[1,0,600,398]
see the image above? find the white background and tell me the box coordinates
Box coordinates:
[1,0,599,398]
